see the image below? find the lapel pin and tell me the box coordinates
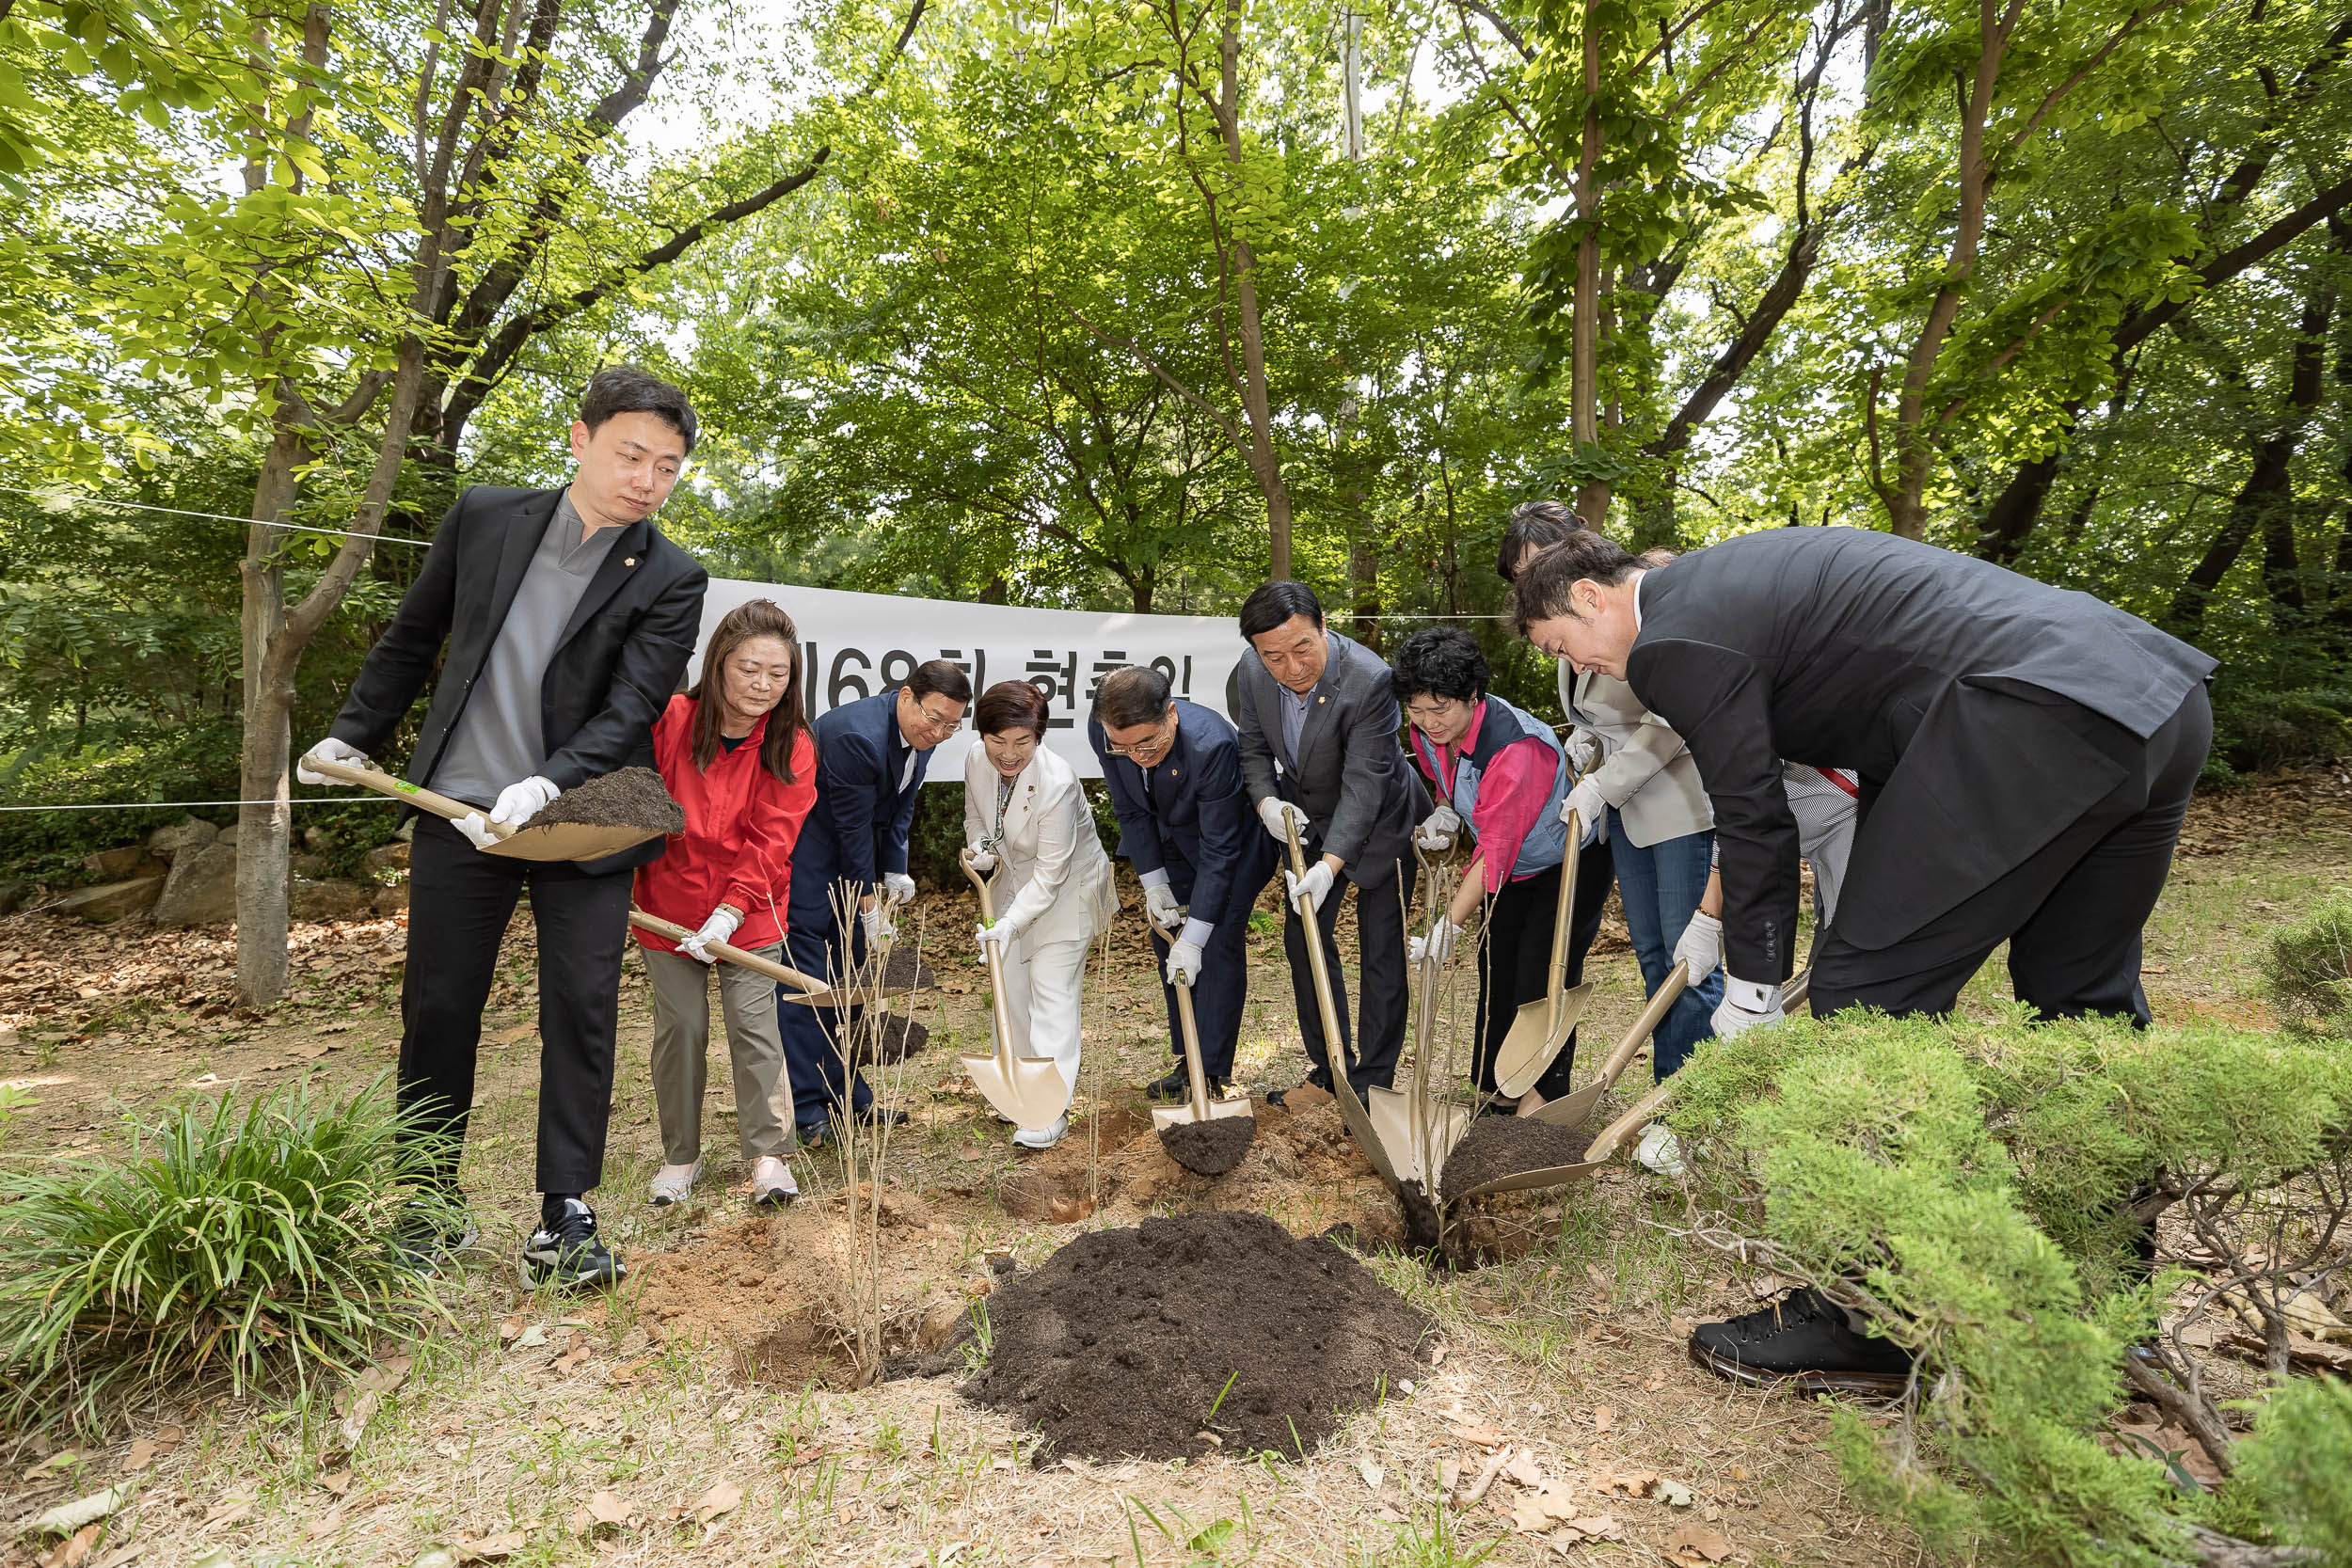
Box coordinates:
[624,557,637,566]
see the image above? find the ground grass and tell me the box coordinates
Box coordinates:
[2,770,2344,1568]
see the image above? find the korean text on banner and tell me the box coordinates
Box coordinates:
[694,579,1244,783]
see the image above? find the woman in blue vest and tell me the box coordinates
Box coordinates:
[1391,626,1583,1109]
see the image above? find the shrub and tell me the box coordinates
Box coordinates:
[2265,895,2352,1039]
[0,1074,453,1434]
[1665,1008,2352,1567]
[2233,1374,2352,1565]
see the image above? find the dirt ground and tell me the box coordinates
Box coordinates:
[2,768,2347,1568]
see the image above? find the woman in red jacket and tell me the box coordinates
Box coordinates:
[635,598,817,1210]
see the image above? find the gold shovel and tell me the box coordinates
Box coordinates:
[958,849,1069,1130]
[626,909,923,1011]
[1282,814,1403,1196]
[1147,908,1256,1137]
[306,756,666,863]
[1490,807,1595,1099]
[1365,841,1469,1189]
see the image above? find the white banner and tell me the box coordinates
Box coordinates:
[693,579,1246,782]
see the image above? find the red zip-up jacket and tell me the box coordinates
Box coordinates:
[631,693,818,955]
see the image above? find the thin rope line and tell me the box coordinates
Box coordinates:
[0,797,395,812]
[0,484,430,546]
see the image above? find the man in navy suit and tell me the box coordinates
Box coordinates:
[779,661,972,1144]
[1089,665,1277,1094]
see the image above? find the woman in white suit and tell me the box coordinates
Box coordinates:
[964,679,1114,1149]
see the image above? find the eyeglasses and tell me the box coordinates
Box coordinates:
[1104,715,1176,757]
[1406,698,1464,721]
[914,703,963,731]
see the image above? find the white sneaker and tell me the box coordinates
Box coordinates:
[750,1156,799,1208]
[648,1158,704,1207]
[1633,1122,1687,1178]
[1011,1114,1071,1150]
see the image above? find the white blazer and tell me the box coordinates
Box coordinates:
[1556,663,1715,848]
[962,743,1114,949]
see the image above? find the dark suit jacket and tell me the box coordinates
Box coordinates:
[1227,628,1424,886]
[788,691,929,931]
[329,484,708,874]
[1089,701,1272,927]
[1626,528,2215,981]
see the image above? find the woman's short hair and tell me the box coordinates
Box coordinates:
[1390,626,1490,705]
[1510,531,1644,634]
[1495,499,1588,583]
[977,679,1051,739]
[1093,664,1171,730]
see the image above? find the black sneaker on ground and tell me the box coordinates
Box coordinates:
[519,1198,626,1291]
[1687,1286,1914,1395]
[391,1202,478,1276]
[1145,1067,1189,1101]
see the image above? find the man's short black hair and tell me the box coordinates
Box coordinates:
[907,659,973,705]
[1390,626,1490,705]
[1511,531,1644,635]
[1239,579,1325,641]
[1093,664,1171,730]
[580,364,699,455]
[1495,499,1588,583]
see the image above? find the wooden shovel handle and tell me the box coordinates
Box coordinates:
[306,756,513,838]
[1582,1075,1677,1164]
[1545,810,1581,995]
[961,849,1019,1073]
[1592,960,1690,1094]
[627,909,831,996]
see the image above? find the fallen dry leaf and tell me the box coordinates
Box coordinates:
[318,1470,353,1497]
[306,1508,343,1540]
[1357,1458,1385,1491]
[551,1340,592,1376]
[40,1523,100,1568]
[1667,1520,1737,1563]
[1589,1404,1614,1434]
[1448,1421,1506,1449]
[692,1479,744,1524]
[455,1531,526,1561]
[1502,1450,1545,1488]
[119,1440,156,1474]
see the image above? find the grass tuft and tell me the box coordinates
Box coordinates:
[0,1071,453,1435]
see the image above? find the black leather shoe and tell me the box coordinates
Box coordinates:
[1145,1068,1189,1101]
[1265,1075,1333,1108]
[1688,1287,1914,1395]
[853,1105,909,1130]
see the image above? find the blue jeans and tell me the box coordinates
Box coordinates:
[1607,810,1724,1078]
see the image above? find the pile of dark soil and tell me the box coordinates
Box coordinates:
[853,1012,929,1064]
[1157,1115,1255,1175]
[956,1211,1430,1463]
[1438,1114,1590,1204]
[850,947,935,992]
[520,768,685,833]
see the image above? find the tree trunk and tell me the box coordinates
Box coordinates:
[1217,0,1293,578]
[1569,0,1607,525]
[234,426,315,1009]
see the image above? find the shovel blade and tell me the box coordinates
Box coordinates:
[1456,1157,1607,1201]
[1151,1098,1256,1131]
[961,1053,1067,1130]
[483,822,665,862]
[1526,1077,1608,1128]
[1367,1085,1468,1189]
[1491,981,1594,1099]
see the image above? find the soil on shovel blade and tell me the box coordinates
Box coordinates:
[955,1211,1430,1463]
[850,948,935,992]
[1157,1115,1254,1176]
[518,767,685,833]
[1438,1114,1591,1205]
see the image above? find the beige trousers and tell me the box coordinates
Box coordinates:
[644,943,796,1163]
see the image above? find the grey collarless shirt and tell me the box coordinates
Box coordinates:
[432,491,623,808]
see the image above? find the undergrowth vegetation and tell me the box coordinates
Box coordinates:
[0,1074,453,1435]
[1667,1007,2352,1566]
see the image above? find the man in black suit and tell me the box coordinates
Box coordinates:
[1089,665,1277,1094]
[301,366,709,1290]
[1513,526,2213,1392]
[1228,581,1427,1100]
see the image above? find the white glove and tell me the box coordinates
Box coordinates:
[1414,804,1461,850]
[1407,912,1460,966]
[680,907,743,964]
[296,736,370,786]
[1711,982,1785,1039]
[1143,881,1183,927]
[1165,938,1204,987]
[1673,911,1724,979]
[1565,727,1602,776]
[490,775,560,828]
[1285,860,1337,913]
[860,902,896,948]
[976,919,1016,954]
[882,871,917,906]
[453,813,501,849]
[966,846,998,875]
[1561,778,1606,845]
[1257,797,1309,843]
